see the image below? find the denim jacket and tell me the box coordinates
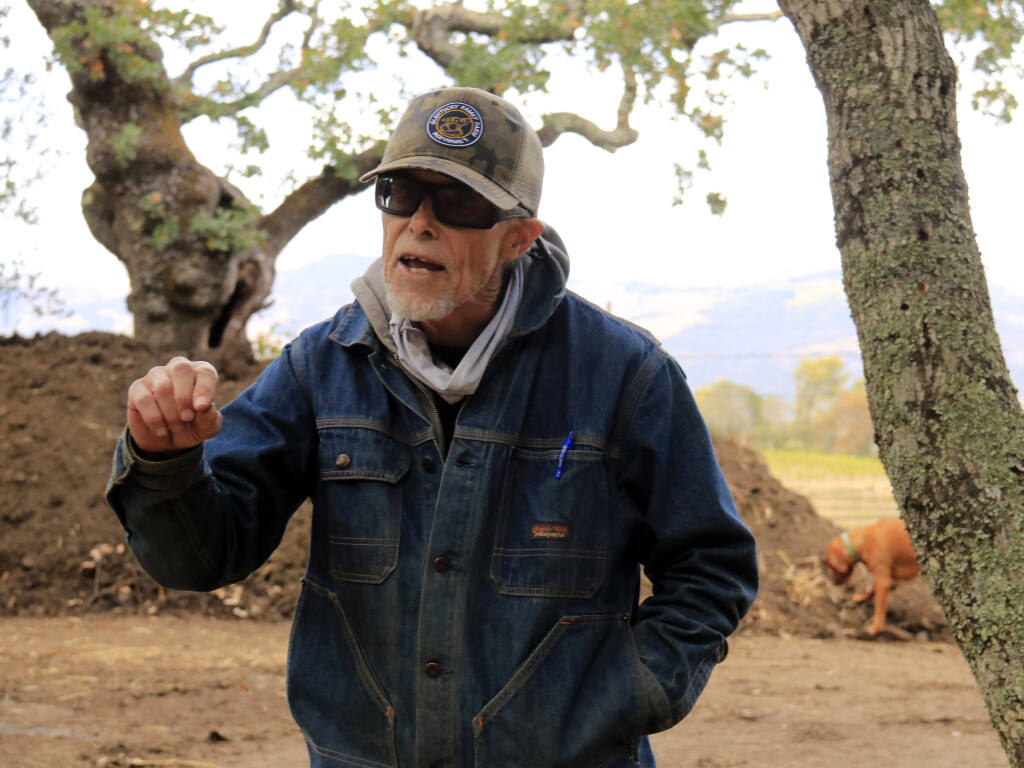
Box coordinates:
[107,229,757,768]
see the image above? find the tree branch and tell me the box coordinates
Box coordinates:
[225,68,300,113]
[176,2,325,121]
[177,66,303,121]
[713,11,784,28]
[409,3,583,69]
[300,0,322,49]
[174,0,299,88]
[536,62,639,151]
[259,146,383,253]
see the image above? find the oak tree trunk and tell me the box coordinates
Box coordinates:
[26,0,375,375]
[778,0,1024,762]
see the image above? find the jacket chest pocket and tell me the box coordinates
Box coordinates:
[491,446,608,598]
[318,427,409,584]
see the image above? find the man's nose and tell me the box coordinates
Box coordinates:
[408,194,440,234]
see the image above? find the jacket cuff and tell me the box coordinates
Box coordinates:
[109,426,206,491]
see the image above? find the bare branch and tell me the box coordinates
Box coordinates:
[177,66,305,121]
[409,8,464,69]
[537,62,639,152]
[617,64,638,132]
[713,11,784,29]
[226,68,299,113]
[174,0,298,88]
[409,3,583,70]
[175,2,326,121]
[301,0,322,49]
[259,147,383,253]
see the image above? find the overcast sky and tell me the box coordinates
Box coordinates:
[4,1,1022,365]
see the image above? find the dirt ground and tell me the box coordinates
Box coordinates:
[0,616,1005,768]
[0,331,1005,766]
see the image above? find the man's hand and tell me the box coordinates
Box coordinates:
[126,356,223,456]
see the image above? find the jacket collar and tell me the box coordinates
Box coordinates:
[333,259,394,352]
[331,224,570,351]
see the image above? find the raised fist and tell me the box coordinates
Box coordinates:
[126,356,223,456]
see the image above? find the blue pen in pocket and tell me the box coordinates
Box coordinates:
[555,430,575,479]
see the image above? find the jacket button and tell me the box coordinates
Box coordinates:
[433,556,451,574]
[335,453,351,469]
[422,456,436,473]
[424,661,442,678]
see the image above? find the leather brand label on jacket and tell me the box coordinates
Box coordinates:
[531,523,571,541]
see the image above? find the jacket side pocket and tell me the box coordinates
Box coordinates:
[287,578,398,767]
[473,613,652,768]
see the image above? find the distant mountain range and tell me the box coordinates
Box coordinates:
[659,276,1023,400]
[32,253,1023,403]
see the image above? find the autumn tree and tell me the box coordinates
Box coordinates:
[789,356,874,454]
[779,0,1024,762]
[791,354,848,448]
[824,380,874,456]
[16,0,779,370]
[694,379,767,440]
[697,363,873,454]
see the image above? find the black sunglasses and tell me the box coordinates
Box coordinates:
[374,173,530,229]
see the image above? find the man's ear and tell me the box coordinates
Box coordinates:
[503,218,545,260]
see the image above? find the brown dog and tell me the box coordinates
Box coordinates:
[825,518,921,635]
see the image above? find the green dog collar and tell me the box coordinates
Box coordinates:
[841,530,861,564]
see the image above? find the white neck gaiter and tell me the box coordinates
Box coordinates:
[389,259,524,404]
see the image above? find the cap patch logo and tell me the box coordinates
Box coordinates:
[427,101,484,147]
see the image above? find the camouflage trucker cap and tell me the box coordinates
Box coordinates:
[359,87,544,216]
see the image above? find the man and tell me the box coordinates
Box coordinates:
[107,86,758,768]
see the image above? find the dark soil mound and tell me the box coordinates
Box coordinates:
[715,436,948,641]
[0,332,949,640]
[0,331,309,621]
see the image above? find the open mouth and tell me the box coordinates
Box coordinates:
[400,256,445,274]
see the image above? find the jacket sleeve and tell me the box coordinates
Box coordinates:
[616,350,758,731]
[105,342,317,592]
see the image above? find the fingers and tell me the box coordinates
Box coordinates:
[149,365,183,434]
[190,361,218,413]
[192,398,223,440]
[126,357,221,454]
[127,376,170,451]
[168,357,200,423]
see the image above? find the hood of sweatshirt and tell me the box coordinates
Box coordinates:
[350,224,571,353]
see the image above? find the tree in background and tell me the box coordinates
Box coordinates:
[695,378,792,449]
[756,392,790,448]
[696,356,874,455]
[780,0,1024,760]
[14,0,779,370]
[792,354,847,449]
[0,260,68,333]
[1,6,68,331]
[822,380,874,456]
[694,379,766,440]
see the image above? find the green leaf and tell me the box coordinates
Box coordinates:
[189,201,267,254]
